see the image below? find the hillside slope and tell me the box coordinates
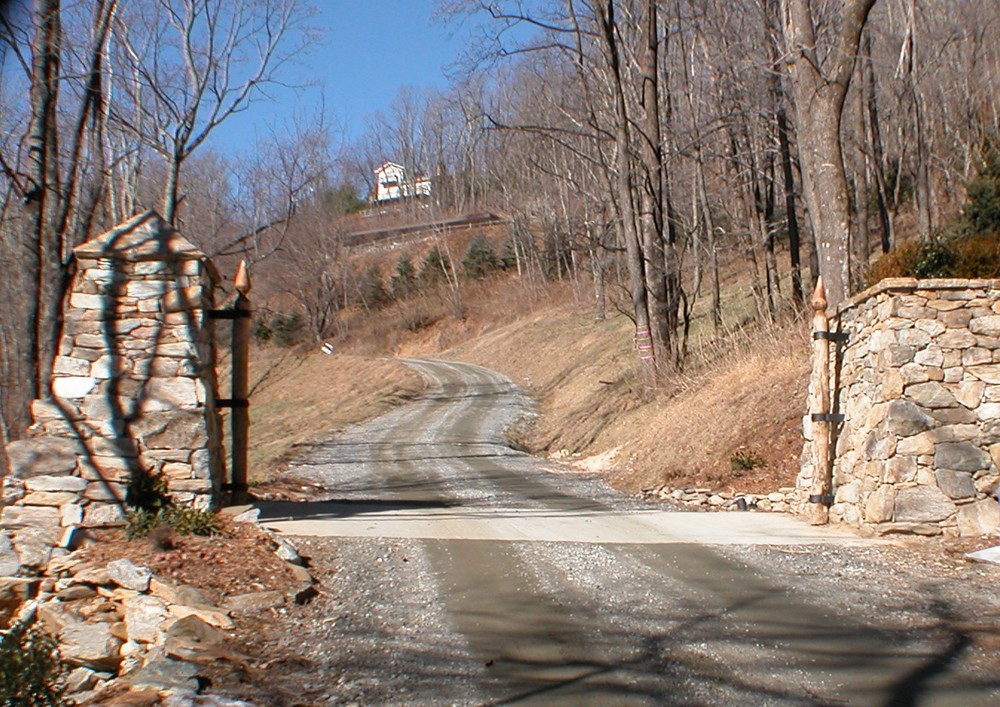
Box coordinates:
[247,285,810,498]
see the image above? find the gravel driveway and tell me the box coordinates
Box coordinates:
[221,359,1000,706]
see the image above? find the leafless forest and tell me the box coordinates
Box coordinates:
[1,0,998,460]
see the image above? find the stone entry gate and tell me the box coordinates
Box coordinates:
[1,212,226,573]
[798,277,1000,537]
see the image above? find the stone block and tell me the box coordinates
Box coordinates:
[84,481,128,503]
[12,526,60,569]
[74,333,108,349]
[31,399,82,422]
[108,559,154,592]
[900,363,930,384]
[132,411,208,450]
[897,327,931,346]
[955,381,986,408]
[938,329,977,349]
[123,594,170,644]
[81,504,127,528]
[21,490,80,506]
[906,381,957,408]
[69,293,109,310]
[915,319,946,337]
[154,342,196,358]
[190,449,213,479]
[162,462,192,480]
[125,280,168,299]
[956,499,999,536]
[928,424,980,443]
[168,604,233,630]
[61,503,84,527]
[835,480,860,504]
[138,379,200,412]
[162,286,204,313]
[938,308,973,327]
[884,456,917,483]
[935,470,977,499]
[969,364,1000,384]
[60,622,123,671]
[53,356,92,376]
[884,345,918,366]
[963,348,992,367]
[942,350,963,367]
[912,346,944,368]
[894,486,956,523]
[90,355,128,379]
[863,430,896,460]
[970,315,1000,337]
[877,522,943,536]
[1,505,61,528]
[935,442,990,472]
[943,367,963,383]
[167,479,212,493]
[52,376,98,399]
[884,399,934,437]
[25,475,89,493]
[879,370,905,401]
[864,485,896,523]
[0,532,21,576]
[928,407,977,424]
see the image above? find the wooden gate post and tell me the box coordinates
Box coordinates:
[230,261,252,505]
[808,277,832,525]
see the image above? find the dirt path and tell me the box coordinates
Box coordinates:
[221,359,999,705]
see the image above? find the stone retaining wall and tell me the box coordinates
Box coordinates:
[797,278,1000,537]
[1,212,225,572]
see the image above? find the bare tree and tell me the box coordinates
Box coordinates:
[107,0,311,224]
[780,0,877,306]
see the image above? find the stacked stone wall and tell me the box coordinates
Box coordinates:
[798,278,1000,537]
[1,212,224,572]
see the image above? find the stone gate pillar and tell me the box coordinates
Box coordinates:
[2,212,225,570]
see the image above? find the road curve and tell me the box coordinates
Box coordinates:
[256,358,997,705]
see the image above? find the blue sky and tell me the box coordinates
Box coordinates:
[211,1,472,154]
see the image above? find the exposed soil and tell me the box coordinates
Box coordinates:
[73,518,304,606]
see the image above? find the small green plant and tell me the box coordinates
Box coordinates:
[270,312,303,347]
[0,617,67,706]
[125,471,221,540]
[125,507,162,540]
[163,506,221,536]
[126,507,221,540]
[462,233,498,279]
[252,316,273,343]
[391,255,418,299]
[730,449,765,471]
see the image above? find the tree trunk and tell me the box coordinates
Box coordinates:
[598,1,655,386]
[862,32,892,253]
[781,0,877,307]
[26,0,63,402]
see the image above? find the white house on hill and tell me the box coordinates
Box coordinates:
[372,161,432,203]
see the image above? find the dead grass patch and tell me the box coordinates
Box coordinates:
[239,347,422,484]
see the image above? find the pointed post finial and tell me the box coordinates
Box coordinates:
[234,260,251,296]
[810,276,827,312]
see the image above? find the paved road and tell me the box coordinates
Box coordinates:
[257,359,998,705]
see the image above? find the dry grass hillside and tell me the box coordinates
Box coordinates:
[244,266,812,498]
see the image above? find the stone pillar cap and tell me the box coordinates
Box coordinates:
[75,211,203,263]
